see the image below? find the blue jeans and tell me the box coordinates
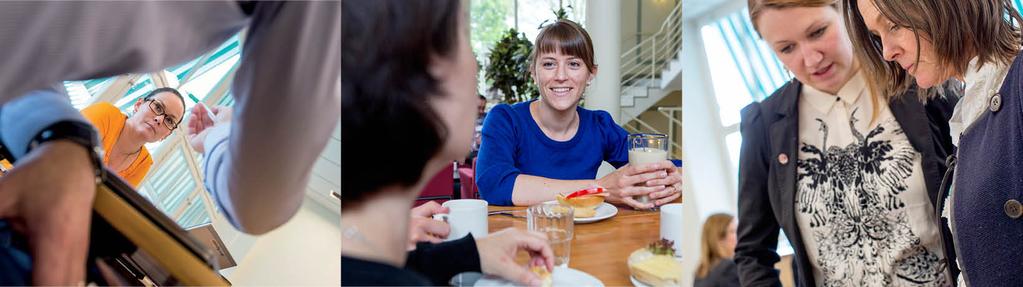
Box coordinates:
[0,220,31,285]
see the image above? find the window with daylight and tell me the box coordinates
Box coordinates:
[700,8,789,179]
[699,7,793,256]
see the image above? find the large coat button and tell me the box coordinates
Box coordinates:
[1005,199,1022,219]
[990,93,1002,112]
[778,153,789,165]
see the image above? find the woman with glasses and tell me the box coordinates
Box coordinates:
[81,87,186,187]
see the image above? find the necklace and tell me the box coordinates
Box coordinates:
[342,225,384,254]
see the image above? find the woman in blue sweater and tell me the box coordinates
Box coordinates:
[476,19,682,209]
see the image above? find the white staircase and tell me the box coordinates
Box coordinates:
[618,0,682,121]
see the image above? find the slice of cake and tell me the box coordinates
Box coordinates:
[628,239,682,286]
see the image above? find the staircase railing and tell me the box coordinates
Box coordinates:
[619,0,682,90]
[618,1,684,161]
[622,110,683,160]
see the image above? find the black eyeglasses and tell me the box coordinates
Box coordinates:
[147,99,180,131]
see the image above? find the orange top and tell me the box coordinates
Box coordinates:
[81,102,153,187]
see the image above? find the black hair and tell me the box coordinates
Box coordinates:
[341,0,461,208]
[142,87,186,121]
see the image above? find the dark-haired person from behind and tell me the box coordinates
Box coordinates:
[80,87,185,187]
[342,0,554,286]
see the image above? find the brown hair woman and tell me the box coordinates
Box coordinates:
[844,0,1023,284]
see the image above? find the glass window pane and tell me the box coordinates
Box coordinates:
[725,131,742,178]
[701,24,749,127]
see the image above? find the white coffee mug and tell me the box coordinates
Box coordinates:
[659,203,683,257]
[432,199,488,241]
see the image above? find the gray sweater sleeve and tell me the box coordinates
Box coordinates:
[201,1,340,234]
[0,87,90,160]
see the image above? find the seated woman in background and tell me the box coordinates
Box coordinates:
[81,87,185,187]
[695,213,739,287]
[476,19,682,209]
[341,0,554,286]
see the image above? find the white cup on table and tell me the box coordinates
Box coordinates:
[432,199,489,241]
[659,203,683,257]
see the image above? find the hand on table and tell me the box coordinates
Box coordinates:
[476,228,555,287]
[407,201,450,250]
[0,141,97,284]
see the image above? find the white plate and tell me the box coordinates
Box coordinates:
[574,202,618,224]
[630,276,652,287]
[474,267,603,287]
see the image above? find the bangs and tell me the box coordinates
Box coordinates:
[532,20,595,70]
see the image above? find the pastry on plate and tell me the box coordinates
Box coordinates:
[628,239,682,286]
[555,187,606,218]
[531,265,552,287]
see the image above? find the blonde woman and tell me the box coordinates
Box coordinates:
[735,0,959,285]
[695,213,739,287]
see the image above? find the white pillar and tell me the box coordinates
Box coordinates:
[585,0,621,123]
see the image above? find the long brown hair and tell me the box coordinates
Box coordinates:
[696,213,736,279]
[844,0,1023,100]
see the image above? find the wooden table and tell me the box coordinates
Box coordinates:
[488,205,662,286]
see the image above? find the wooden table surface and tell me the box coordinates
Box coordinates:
[488,205,663,286]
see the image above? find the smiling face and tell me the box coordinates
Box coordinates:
[129,91,185,142]
[533,49,596,112]
[757,5,858,94]
[856,0,950,88]
[528,20,597,113]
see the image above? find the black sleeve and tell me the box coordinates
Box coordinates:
[404,234,482,285]
[734,102,783,287]
[720,259,741,287]
[923,83,961,156]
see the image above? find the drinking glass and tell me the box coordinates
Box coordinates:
[628,133,669,204]
[527,202,574,268]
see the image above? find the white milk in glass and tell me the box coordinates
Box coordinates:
[629,148,668,203]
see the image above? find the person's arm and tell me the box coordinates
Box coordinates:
[0,89,99,284]
[197,2,340,234]
[734,102,784,286]
[406,228,555,287]
[404,234,481,285]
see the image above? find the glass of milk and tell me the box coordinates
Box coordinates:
[628,133,668,205]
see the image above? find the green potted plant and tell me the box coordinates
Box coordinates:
[484,28,537,104]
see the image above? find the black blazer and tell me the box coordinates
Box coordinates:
[733,79,959,286]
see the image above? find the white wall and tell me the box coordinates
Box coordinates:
[223,199,341,285]
[677,0,748,284]
[620,0,680,48]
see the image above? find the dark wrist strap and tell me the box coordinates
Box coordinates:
[27,121,105,181]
